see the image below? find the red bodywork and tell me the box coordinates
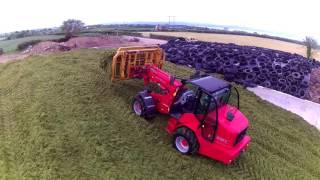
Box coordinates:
[166,106,251,164]
[136,65,251,164]
[141,65,182,114]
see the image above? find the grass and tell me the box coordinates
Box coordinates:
[0,49,320,179]
[0,35,63,53]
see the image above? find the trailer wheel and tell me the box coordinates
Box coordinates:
[173,127,198,155]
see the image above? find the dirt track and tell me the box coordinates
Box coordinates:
[0,36,167,64]
[0,54,29,63]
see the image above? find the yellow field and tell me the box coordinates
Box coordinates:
[141,32,320,60]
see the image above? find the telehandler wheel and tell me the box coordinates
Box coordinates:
[131,94,156,120]
[173,127,199,155]
[132,97,143,116]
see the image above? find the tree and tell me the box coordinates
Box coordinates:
[0,48,3,55]
[303,36,318,59]
[61,19,85,38]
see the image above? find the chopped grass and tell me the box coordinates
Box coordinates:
[0,49,320,179]
[0,35,63,53]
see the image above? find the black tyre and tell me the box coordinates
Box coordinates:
[298,89,306,99]
[224,73,235,81]
[262,81,271,88]
[289,85,298,94]
[132,91,156,120]
[249,59,257,65]
[252,66,260,73]
[243,68,253,74]
[257,74,267,81]
[300,80,309,88]
[280,84,288,92]
[172,127,199,155]
[245,73,255,81]
[278,78,286,85]
[132,97,144,116]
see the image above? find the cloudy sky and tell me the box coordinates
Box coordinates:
[0,0,319,41]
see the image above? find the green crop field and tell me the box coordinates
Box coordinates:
[0,35,63,53]
[0,49,320,179]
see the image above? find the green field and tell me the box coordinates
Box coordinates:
[0,35,63,53]
[0,49,320,179]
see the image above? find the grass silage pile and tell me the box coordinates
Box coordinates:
[0,49,320,179]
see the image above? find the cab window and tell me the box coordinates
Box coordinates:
[211,88,231,107]
[184,83,198,93]
[196,92,211,115]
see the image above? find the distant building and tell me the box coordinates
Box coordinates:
[155,25,168,31]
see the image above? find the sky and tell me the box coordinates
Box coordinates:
[0,0,319,41]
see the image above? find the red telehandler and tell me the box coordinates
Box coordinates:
[110,46,251,164]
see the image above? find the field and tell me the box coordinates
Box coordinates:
[142,32,320,60]
[0,49,320,179]
[0,35,63,53]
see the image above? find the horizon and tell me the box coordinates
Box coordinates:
[0,0,319,41]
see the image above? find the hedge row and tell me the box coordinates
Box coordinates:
[16,40,42,51]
